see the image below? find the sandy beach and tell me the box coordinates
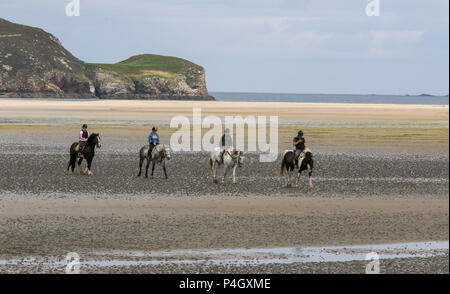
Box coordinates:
[1,99,448,121]
[0,99,448,273]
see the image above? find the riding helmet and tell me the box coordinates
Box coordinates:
[152,126,158,131]
[82,124,88,129]
[298,130,304,136]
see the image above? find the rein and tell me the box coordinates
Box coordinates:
[224,150,242,166]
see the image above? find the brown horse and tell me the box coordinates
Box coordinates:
[280,148,314,189]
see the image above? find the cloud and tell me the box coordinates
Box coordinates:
[370,30,425,44]
[369,30,425,57]
[215,16,314,32]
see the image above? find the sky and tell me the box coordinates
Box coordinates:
[1,0,449,95]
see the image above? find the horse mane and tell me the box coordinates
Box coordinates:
[87,133,98,144]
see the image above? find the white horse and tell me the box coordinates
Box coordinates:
[137,144,171,179]
[209,147,244,184]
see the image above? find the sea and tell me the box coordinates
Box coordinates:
[211,92,449,105]
[1,92,448,105]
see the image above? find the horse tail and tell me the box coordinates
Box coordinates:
[280,154,286,175]
[138,146,146,170]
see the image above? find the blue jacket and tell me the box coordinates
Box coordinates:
[148,132,160,145]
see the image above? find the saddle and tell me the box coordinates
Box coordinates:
[149,145,164,158]
[75,144,86,153]
[296,151,305,162]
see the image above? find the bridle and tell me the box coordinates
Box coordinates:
[95,135,101,148]
[225,150,243,167]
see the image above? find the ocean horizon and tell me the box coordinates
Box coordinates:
[1,92,448,105]
[211,92,449,105]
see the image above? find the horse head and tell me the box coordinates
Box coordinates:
[158,144,171,160]
[90,133,101,148]
[164,145,171,160]
[238,151,244,167]
[230,149,244,167]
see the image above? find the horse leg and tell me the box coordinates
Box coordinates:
[221,167,227,184]
[145,159,150,178]
[308,164,314,190]
[68,153,76,174]
[151,160,156,177]
[71,154,77,173]
[232,166,237,184]
[78,157,85,175]
[137,158,143,177]
[287,168,292,188]
[212,162,218,184]
[162,161,168,179]
[87,158,94,176]
[295,171,301,188]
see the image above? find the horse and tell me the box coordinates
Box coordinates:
[137,144,171,179]
[209,147,244,184]
[67,133,101,176]
[280,148,314,189]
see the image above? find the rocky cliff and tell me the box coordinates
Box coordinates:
[0,18,213,100]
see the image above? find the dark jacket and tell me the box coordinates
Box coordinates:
[293,136,305,150]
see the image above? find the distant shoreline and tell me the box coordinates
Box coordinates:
[210,92,449,105]
[1,91,448,106]
[1,99,448,122]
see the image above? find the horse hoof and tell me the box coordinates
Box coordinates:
[233,182,237,185]
[287,184,291,188]
[295,184,299,188]
[213,179,218,184]
[310,185,315,190]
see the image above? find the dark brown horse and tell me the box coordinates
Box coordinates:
[280,148,314,189]
[67,133,101,176]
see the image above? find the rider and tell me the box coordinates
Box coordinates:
[79,124,89,151]
[293,130,306,168]
[148,126,160,156]
[220,128,233,162]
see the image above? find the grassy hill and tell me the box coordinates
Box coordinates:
[92,54,205,88]
[0,18,212,99]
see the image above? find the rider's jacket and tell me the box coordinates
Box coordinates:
[148,132,160,145]
[80,130,88,142]
[293,136,306,151]
[221,134,232,148]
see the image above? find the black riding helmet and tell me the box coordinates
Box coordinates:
[82,124,88,129]
[298,130,304,136]
[152,126,158,131]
